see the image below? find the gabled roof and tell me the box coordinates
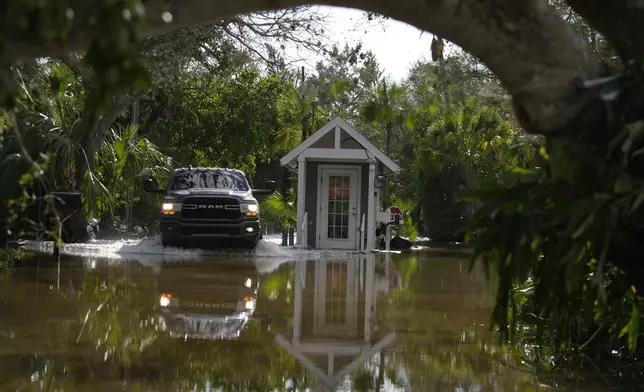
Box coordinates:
[275,333,396,389]
[279,116,400,173]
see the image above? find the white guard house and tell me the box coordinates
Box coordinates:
[280,116,400,250]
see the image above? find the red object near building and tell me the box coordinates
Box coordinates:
[389,206,403,223]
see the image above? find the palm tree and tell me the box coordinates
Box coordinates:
[360,79,412,209]
[260,186,297,246]
[274,83,329,152]
[93,124,173,221]
[272,82,327,246]
[359,79,411,158]
[1,62,172,239]
[414,101,523,241]
[1,62,83,197]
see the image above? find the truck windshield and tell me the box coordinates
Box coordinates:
[170,170,249,191]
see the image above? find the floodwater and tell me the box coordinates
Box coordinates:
[0,237,623,391]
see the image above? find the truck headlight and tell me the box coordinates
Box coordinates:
[161,202,182,215]
[244,296,255,310]
[240,203,258,217]
[159,293,172,307]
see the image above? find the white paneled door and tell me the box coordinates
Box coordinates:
[319,167,360,249]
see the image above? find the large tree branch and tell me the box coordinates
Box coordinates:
[139,0,604,136]
[76,92,137,178]
[139,95,169,137]
[565,0,644,63]
[4,0,601,136]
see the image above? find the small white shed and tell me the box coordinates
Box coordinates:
[280,116,400,250]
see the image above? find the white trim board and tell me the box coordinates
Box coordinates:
[280,116,400,173]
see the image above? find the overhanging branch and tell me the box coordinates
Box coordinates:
[565,0,644,63]
[4,0,601,135]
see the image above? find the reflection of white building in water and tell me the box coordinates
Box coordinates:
[276,254,396,389]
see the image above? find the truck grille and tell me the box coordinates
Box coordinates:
[181,197,241,220]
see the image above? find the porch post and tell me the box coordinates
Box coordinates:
[366,162,376,250]
[297,156,306,246]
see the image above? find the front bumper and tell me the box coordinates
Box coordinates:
[160,218,260,241]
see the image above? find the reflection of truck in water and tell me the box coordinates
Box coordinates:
[156,261,259,340]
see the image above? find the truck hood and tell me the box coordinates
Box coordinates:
[165,188,254,200]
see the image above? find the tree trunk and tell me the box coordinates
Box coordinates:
[139,96,168,137]
[385,121,392,157]
[69,91,135,242]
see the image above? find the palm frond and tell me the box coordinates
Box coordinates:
[260,189,297,226]
[81,170,118,219]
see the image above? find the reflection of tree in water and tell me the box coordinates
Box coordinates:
[76,269,161,369]
[376,254,539,390]
[74,262,313,390]
[141,320,313,391]
[0,255,544,391]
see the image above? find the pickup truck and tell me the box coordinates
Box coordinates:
[143,167,276,249]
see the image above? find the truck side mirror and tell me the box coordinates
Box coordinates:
[251,181,277,197]
[265,181,277,193]
[143,178,165,194]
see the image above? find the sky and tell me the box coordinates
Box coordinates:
[285,6,438,83]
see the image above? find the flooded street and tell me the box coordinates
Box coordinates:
[0,239,612,391]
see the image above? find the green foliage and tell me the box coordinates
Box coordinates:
[305,43,381,119]
[274,83,329,152]
[1,61,173,222]
[260,187,297,228]
[410,97,534,242]
[151,68,286,174]
[359,79,411,158]
[91,124,173,218]
[1,62,83,197]
[77,270,160,368]
[390,196,419,240]
[462,163,643,358]
[0,248,34,277]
